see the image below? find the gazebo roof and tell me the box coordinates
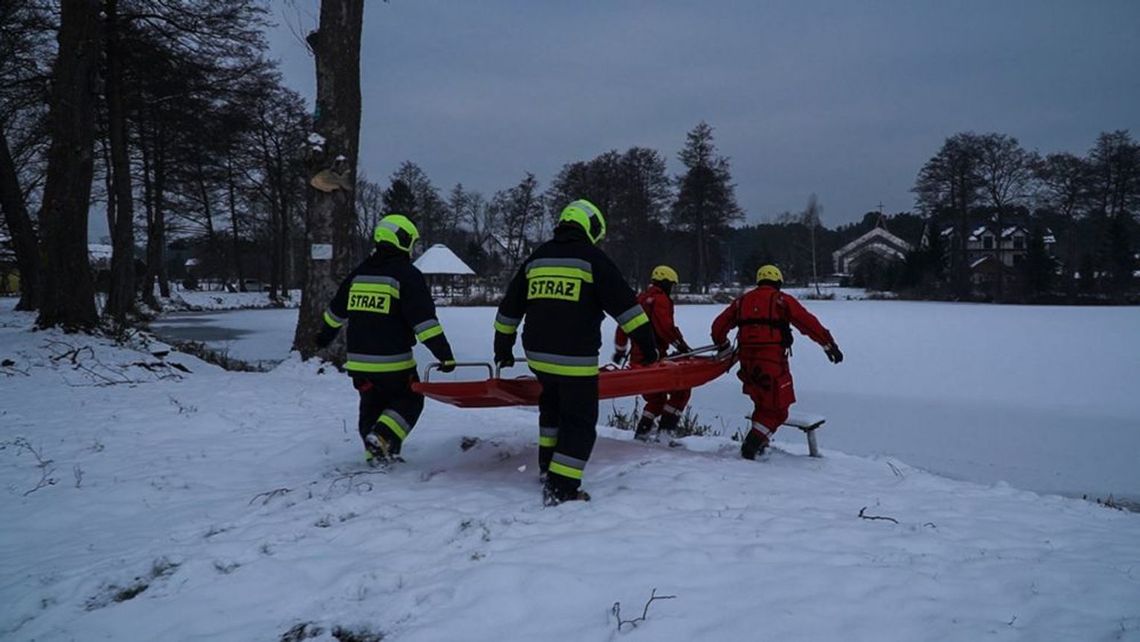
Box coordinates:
[414,244,475,276]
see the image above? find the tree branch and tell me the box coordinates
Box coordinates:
[858,506,899,524]
[611,588,677,631]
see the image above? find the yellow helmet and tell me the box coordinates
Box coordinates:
[650,265,679,284]
[558,199,607,244]
[756,264,783,284]
[373,214,420,253]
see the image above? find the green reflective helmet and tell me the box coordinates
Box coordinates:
[558,199,606,244]
[373,214,420,253]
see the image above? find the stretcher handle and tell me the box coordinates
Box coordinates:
[664,343,722,361]
[422,361,493,382]
[494,358,528,379]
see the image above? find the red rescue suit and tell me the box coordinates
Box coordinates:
[711,285,834,438]
[615,284,691,420]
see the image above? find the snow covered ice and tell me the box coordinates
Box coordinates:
[2,299,1139,640]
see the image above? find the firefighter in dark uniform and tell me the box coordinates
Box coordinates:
[493,199,659,505]
[316,214,456,464]
[711,264,843,459]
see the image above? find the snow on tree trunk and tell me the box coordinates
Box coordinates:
[292,0,364,360]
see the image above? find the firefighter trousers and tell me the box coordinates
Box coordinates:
[536,372,599,492]
[642,389,692,420]
[353,371,425,454]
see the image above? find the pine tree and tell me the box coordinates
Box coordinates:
[671,122,742,292]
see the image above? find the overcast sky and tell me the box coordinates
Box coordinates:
[261,0,1139,228]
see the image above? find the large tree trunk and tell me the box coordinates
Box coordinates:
[36,0,102,331]
[0,127,41,310]
[104,0,137,324]
[292,0,364,359]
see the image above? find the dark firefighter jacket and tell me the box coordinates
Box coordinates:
[321,247,454,375]
[494,225,657,376]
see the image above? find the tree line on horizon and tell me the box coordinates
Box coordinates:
[906,130,1139,303]
[2,1,1138,338]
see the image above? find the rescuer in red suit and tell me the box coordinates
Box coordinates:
[613,265,693,441]
[711,265,843,459]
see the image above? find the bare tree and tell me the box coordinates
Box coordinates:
[354,176,385,259]
[0,1,53,310]
[913,133,983,297]
[1034,152,1091,296]
[974,133,1037,301]
[103,0,136,323]
[292,0,365,359]
[492,172,544,276]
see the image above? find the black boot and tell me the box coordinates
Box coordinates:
[538,446,553,482]
[740,430,769,460]
[543,479,591,506]
[658,412,681,437]
[364,427,403,465]
[633,416,655,442]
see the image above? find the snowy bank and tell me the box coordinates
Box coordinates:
[143,303,1140,504]
[2,308,1139,641]
[155,287,302,312]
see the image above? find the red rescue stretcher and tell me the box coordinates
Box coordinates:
[412,345,735,408]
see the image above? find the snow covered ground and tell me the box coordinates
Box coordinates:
[3,301,1139,641]
[148,301,1140,504]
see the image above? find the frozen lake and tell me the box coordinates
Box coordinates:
[148,301,1140,504]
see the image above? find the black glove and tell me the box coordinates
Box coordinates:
[314,325,338,349]
[438,359,456,373]
[639,343,659,365]
[674,339,692,354]
[715,342,733,359]
[824,343,844,364]
[611,349,628,366]
[493,331,516,369]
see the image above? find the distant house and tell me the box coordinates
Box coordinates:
[967,225,1053,267]
[932,221,1056,291]
[414,244,476,297]
[832,220,913,278]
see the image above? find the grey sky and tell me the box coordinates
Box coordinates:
[263,0,1139,227]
